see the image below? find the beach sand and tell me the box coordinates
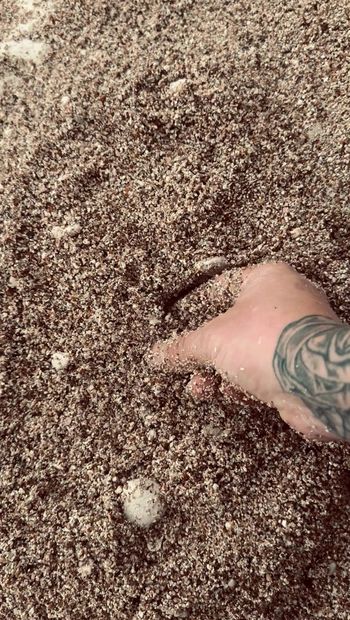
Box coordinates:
[1,1,350,618]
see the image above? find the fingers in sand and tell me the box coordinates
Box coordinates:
[150,265,249,369]
[151,324,214,368]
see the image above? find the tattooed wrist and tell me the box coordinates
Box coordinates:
[273,315,350,440]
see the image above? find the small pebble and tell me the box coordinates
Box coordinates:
[202,423,222,438]
[290,227,302,239]
[328,562,337,575]
[307,123,323,140]
[50,223,81,240]
[65,223,81,236]
[50,226,67,240]
[122,478,164,528]
[78,561,93,577]
[168,78,187,95]
[194,255,229,276]
[8,276,22,289]
[51,351,70,371]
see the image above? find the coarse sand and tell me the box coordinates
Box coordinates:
[1,1,350,618]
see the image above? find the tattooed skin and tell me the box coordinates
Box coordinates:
[273,315,350,440]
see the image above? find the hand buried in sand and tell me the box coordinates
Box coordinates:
[152,262,350,442]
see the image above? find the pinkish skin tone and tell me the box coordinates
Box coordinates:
[152,262,346,443]
[186,373,218,402]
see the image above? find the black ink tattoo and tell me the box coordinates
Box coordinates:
[273,315,350,440]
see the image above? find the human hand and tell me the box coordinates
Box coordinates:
[151,262,349,442]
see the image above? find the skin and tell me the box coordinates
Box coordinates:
[151,262,350,442]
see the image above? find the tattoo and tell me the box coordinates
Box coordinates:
[273,315,350,440]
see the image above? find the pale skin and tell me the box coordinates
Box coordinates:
[151,262,350,442]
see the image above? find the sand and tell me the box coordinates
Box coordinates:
[1,0,350,618]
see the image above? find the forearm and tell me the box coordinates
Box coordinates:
[273,315,350,441]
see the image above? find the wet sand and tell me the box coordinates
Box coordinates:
[1,1,350,618]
